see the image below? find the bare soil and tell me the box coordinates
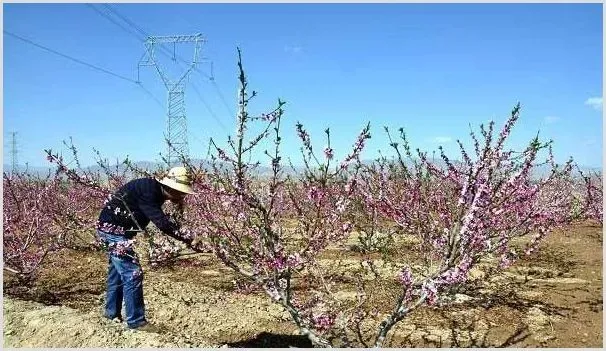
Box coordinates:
[3,221,602,347]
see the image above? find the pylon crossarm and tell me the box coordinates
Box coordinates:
[145,34,205,44]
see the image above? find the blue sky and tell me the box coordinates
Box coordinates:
[3,3,603,169]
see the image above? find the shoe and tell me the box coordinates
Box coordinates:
[128,322,161,333]
[104,315,123,323]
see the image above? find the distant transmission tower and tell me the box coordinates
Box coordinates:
[10,131,19,175]
[138,33,205,166]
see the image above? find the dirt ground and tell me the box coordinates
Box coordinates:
[3,221,602,348]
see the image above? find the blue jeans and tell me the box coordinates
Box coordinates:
[97,230,146,328]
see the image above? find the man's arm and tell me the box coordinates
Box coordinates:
[138,201,193,245]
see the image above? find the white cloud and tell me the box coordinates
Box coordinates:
[544,116,560,124]
[584,97,603,111]
[284,45,303,54]
[583,138,597,147]
[431,137,452,144]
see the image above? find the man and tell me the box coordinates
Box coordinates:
[96,166,195,331]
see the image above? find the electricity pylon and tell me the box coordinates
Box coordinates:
[138,33,205,166]
[10,131,18,175]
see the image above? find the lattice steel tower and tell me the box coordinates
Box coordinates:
[138,34,205,166]
[10,131,18,175]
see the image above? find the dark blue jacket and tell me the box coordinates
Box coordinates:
[97,178,186,242]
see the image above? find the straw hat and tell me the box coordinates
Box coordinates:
[158,166,195,195]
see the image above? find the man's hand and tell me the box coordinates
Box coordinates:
[190,235,204,250]
[173,227,193,241]
[174,228,204,250]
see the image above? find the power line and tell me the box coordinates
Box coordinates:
[89,5,205,106]
[4,29,206,163]
[209,78,236,118]
[4,30,137,84]
[193,67,236,118]
[95,6,234,126]
[85,4,174,108]
[137,83,164,108]
[99,5,234,119]
[87,5,234,144]
[93,5,186,76]
[188,130,211,154]
[96,5,235,121]
[190,82,229,133]
[5,30,165,108]
[87,4,145,42]
[99,4,194,71]
[104,4,149,39]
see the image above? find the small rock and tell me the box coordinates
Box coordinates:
[541,335,556,342]
[453,293,473,303]
[468,268,486,280]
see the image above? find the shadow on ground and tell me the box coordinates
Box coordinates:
[228,332,313,347]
